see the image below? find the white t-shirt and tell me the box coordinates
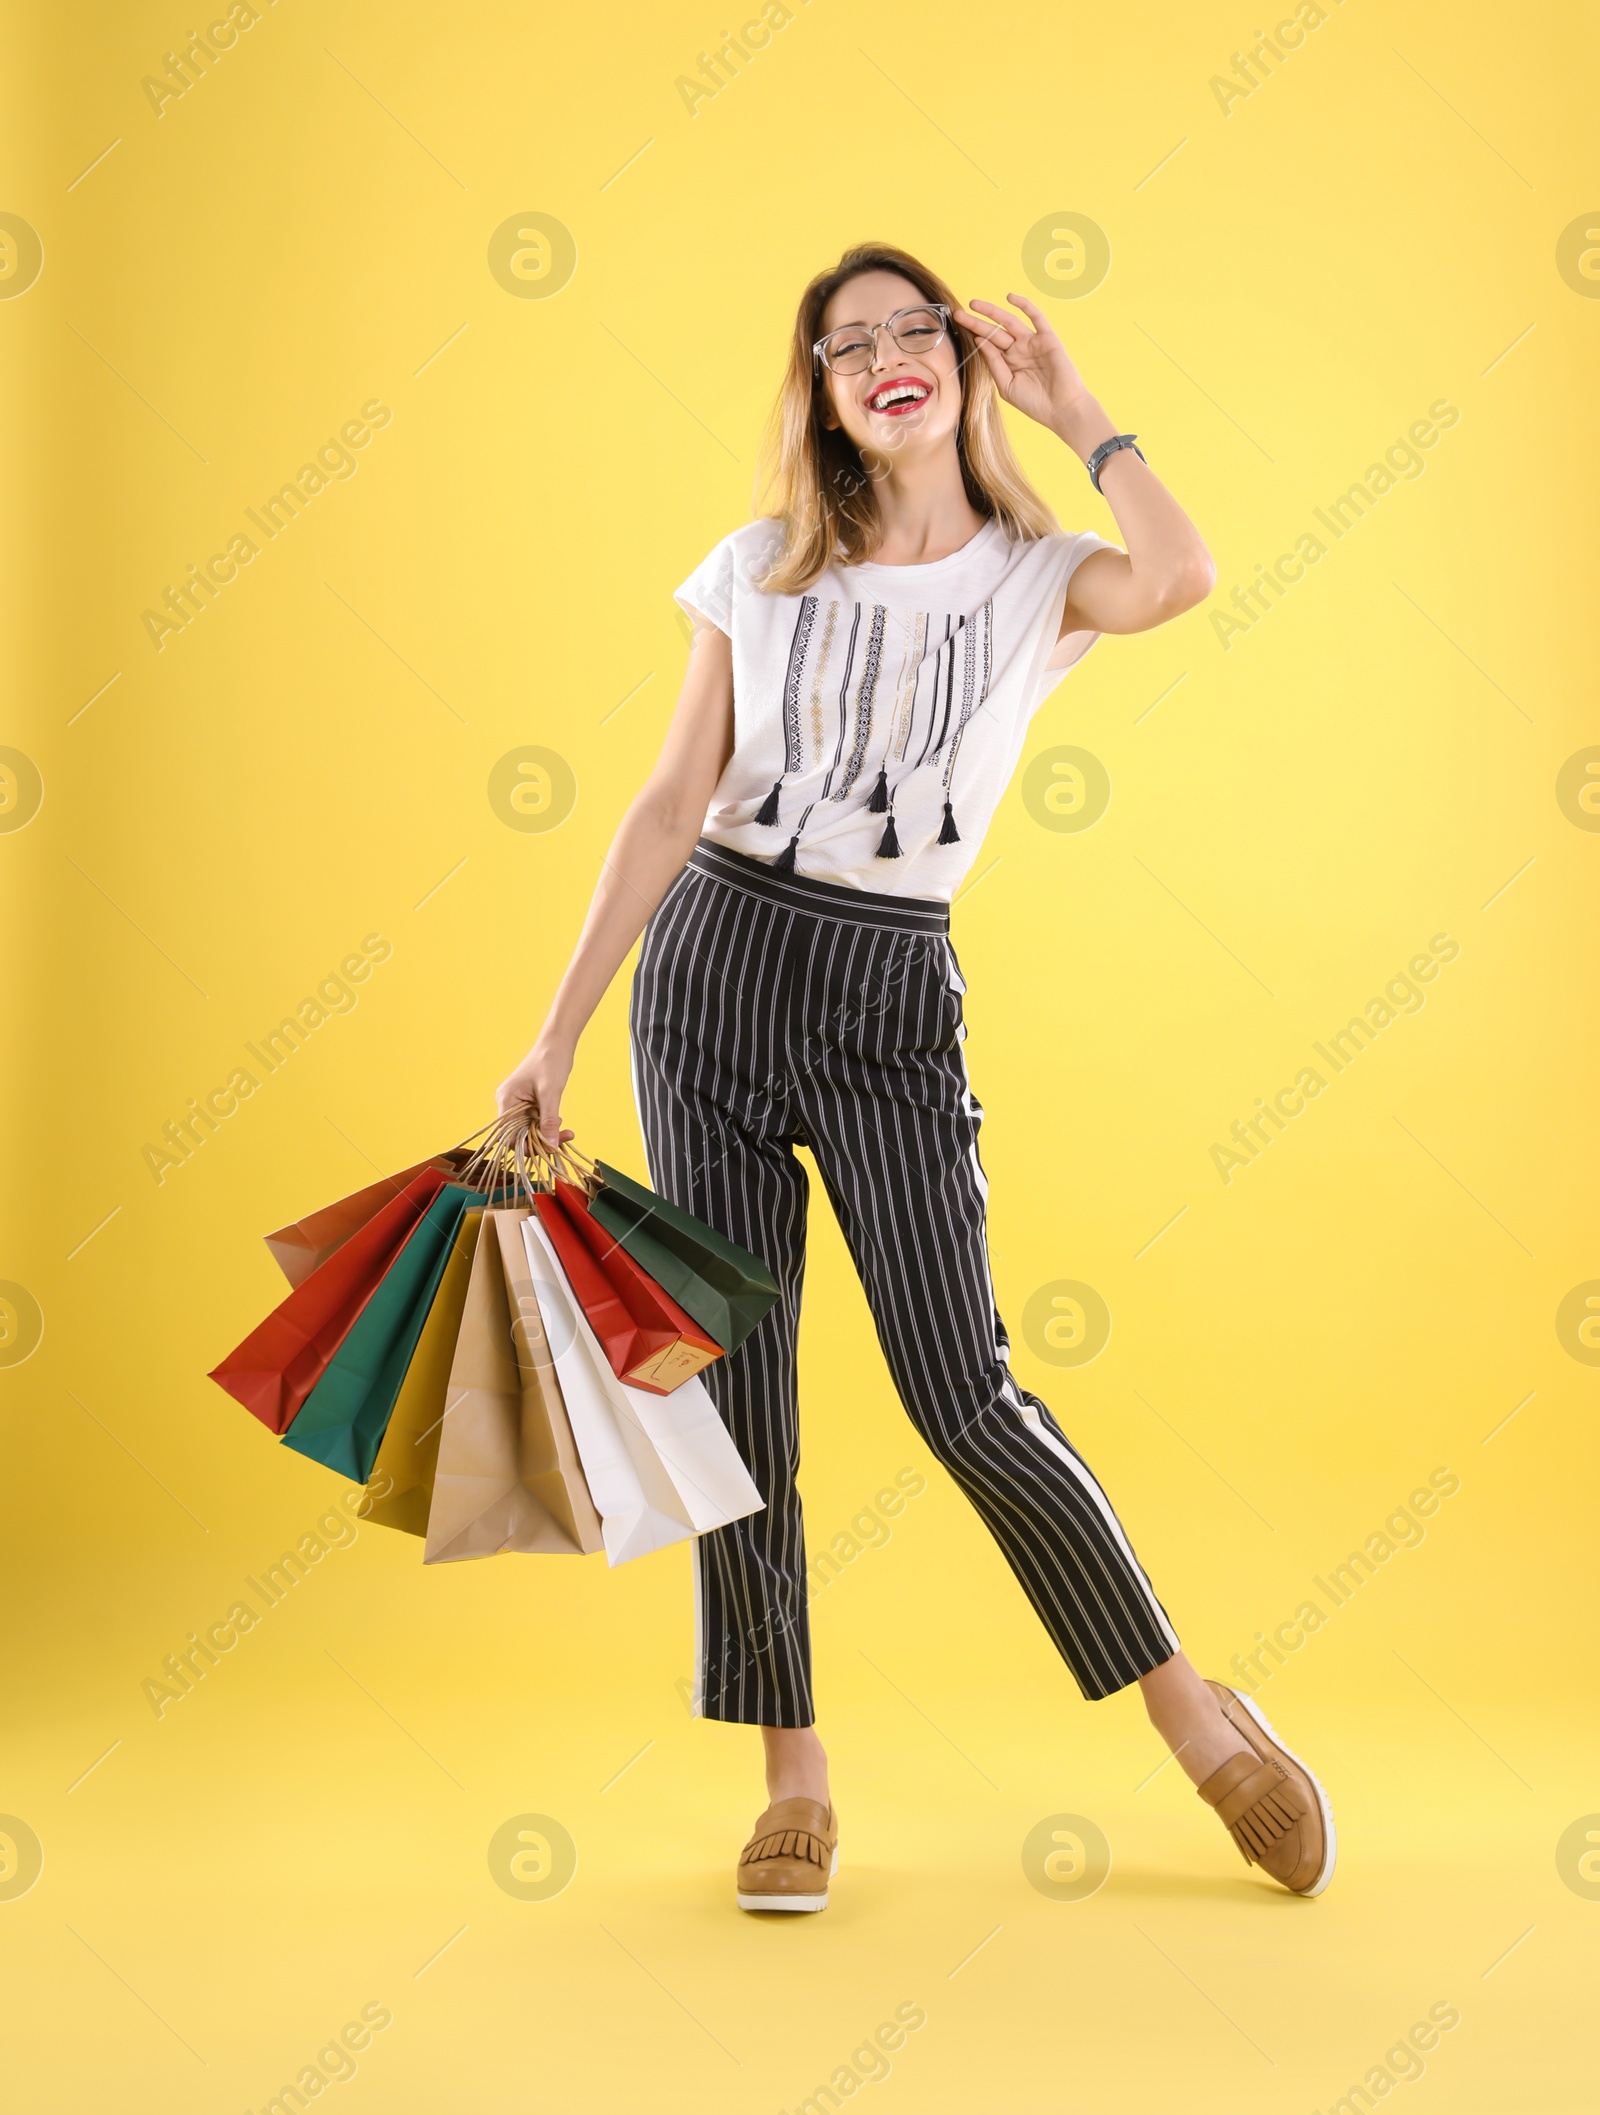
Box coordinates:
[673,516,1116,901]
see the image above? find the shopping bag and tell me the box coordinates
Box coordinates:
[494,1210,604,1553]
[282,1183,481,1482]
[358,1205,484,1536]
[533,1181,721,1393]
[209,1165,450,1434]
[525,1214,762,1538]
[586,1159,781,1353]
[522,1215,696,1566]
[423,1210,603,1563]
[585,1349,762,1536]
[264,1151,469,1289]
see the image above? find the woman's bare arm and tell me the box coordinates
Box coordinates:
[496,617,735,1135]
[1053,437,1216,642]
[952,293,1216,643]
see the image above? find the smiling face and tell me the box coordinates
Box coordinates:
[816,269,965,464]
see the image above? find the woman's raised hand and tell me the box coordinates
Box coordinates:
[953,293,1089,438]
[495,1030,577,1145]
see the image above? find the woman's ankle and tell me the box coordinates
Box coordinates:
[1169,1712,1253,1786]
[762,1724,830,1806]
[1137,1651,1253,1787]
[767,1769,830,1803]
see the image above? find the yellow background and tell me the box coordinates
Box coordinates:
[3,0,1596,2106]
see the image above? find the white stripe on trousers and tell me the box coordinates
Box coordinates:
[629,840,1181,1727]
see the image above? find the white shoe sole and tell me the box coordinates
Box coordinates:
[737,1843,839,1913]
[1219,1684,1338,1896]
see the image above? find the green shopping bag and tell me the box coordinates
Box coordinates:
[282,1184,482,1482]
[586,1160,780,1354]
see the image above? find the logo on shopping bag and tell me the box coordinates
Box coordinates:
[1022,1280,1111,1367]
[1021,1812,1111,1900]
[487,1813,577,1900]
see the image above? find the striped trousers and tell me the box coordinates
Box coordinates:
[629,838,1180,1727]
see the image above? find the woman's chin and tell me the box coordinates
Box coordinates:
[853,416,949,462]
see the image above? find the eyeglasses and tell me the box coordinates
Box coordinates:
[812,303,953,377]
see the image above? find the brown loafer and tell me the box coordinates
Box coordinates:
[736,1797,839,1913]
[1196,1680,1336,1896]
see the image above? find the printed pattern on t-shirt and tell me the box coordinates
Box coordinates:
[777,595,995,795]
[672,518,1116,899]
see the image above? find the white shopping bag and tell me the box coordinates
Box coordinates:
[521,1217,695,1566]
[530,1222,764,1532]
[591,1346,763,1535]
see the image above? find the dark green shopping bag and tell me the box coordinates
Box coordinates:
[282,1184,482,1482]
[586,1161,780,1354]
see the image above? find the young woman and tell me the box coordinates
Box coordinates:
[498,242,1335,1911]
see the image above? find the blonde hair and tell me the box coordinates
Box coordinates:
[753,242,1060,595]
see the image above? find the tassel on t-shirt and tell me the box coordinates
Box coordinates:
[755,752,956,866]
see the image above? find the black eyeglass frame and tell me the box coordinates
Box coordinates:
[811,302,955,378]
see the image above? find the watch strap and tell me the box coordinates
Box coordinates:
[1087,433,1146,492]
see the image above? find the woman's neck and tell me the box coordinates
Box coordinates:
[862,448,987,565]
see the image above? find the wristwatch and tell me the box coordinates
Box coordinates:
[1086,433,1146,492]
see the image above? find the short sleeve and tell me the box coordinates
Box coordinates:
[673,532,736,638]
[1042,530,1121,678]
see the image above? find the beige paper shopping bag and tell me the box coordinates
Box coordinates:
[493,1210,604,1554]
[424,1209,600,1563]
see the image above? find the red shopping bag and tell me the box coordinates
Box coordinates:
[532,1183,721,1394]
[209,1166,449,1434]
[264,1152,469,1289]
